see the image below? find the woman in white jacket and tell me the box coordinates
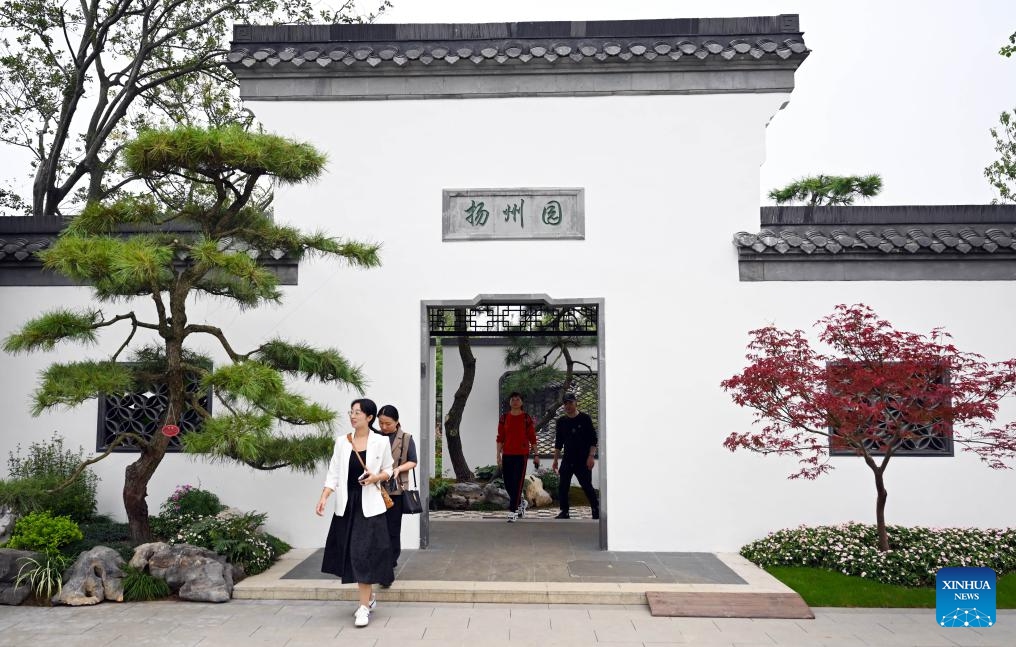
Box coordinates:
[316,398,395,627]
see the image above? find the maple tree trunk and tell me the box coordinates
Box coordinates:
[873,468,890,552]
[443,335,475,481]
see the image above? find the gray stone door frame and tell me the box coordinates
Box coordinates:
[419,294,607,550]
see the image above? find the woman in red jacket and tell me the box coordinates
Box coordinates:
[496,392,540,522]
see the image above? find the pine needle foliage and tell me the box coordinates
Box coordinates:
[3,126,381,542]
[768,174,883,206]
[255,339,366,389]
[33,362,135,414]
[2,309,101,353]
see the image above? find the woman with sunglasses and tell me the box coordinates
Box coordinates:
[316,398,394,627]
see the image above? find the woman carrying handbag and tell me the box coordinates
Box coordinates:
[316,398,394,627]
[377,404,420,578]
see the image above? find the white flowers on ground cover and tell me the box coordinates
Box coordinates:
[740,523,1016,587]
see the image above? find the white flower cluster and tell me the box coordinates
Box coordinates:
[740,523,1016,587]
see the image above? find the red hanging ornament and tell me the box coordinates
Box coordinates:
[162,403,179,437]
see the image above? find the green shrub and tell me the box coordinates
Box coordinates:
[473,465,498,481]
[175,511,278,575]
[740,523,1016,587]
[122,565,171,601]
[161,484,224,519]
[62,517,132,561]
[536,469,559,499]
[149,514,178,541]
[154,484,226,538]
[15,552,69,600]
[469,501,502,512]
[6,511,83,553]
[264,532,291,557]
[429,477,453,503]
[3,433,98,521]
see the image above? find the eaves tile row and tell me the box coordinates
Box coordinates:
[226,37,807,70]
[0,237,287,264]
[734,226,1016,255]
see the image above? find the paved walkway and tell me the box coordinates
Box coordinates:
[236,520,786,604]
[2,599,1013,646]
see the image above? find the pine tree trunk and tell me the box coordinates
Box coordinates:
[123,442,167,543]
[443,335,475,481]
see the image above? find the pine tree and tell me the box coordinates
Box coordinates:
[3,126,380,542]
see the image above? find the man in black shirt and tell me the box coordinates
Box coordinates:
[551,393,600,519]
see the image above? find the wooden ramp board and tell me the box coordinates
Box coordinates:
[646,591,815,619]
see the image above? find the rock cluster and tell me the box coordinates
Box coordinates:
[131,542,235,603]
[55,546,125,606]
[0,549,36,605]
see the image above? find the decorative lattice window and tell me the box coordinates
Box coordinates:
[498,371,598,457]
[428,303,598,337]
[828,363,953,457]
[97,372,211,453]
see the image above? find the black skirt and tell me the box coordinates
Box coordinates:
[321,482,395,585]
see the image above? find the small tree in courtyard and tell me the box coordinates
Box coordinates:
[3,126,380,542]
[768,174,882,206]
[721,304,1016,552]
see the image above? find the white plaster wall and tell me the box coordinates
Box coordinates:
[439,341,600,488]
[3,91,1015,553]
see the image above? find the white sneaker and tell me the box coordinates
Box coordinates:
[517,499,528,518]
[353,593,376,615]
[506,511,518,523]
[354,605,370,627]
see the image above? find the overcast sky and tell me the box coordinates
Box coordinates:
[2,1,1014,207]
[375,0,1016,205]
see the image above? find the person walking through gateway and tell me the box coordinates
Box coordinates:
[551,393,600,519]
[316,398,394,628]
[496,391,539,522]
[377,404,418,578]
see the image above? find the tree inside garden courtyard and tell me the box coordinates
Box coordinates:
[721,304,1016,552]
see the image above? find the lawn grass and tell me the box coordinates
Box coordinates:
[768,567,1016,608]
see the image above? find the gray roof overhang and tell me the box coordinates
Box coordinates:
[0,217,298,286]
[227,16,808,101]
[735,206,1016,281]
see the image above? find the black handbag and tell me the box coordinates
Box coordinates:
[402,469,423,515]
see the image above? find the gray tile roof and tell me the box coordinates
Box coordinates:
[734,226,1016,255]
[227,16,807,71]
[0,236,49,262]
[736,206,1016,256]
[0,217,298,285]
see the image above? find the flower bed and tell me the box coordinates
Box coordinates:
[741,523,1016,587]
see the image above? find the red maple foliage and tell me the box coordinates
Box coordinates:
[721,304,1016,551]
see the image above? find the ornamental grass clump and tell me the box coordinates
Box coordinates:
[741,523,1016,587]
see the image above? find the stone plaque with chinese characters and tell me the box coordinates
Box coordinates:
[442,188,585,241]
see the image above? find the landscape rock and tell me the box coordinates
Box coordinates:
[0,507,15,544]
[523,475,553,507]
[0,548,37,605]
[54,546,124,606]
[481,483,510,509]
[442,482,484,510]
[132,542,233,603]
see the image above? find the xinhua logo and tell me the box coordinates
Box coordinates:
[936,567,996,627]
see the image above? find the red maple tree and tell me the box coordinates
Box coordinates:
[721,304,1016,551]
